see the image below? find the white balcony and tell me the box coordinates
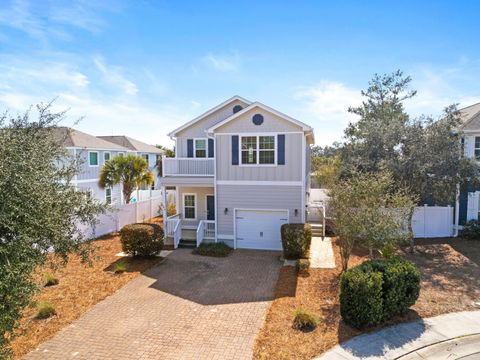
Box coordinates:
[163,157,214,177]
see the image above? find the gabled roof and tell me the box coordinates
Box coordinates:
[98,136,164,154]
[207,102,315,143]
[52,127,128,150]
[460,102,480,131]
[167,95,251,137]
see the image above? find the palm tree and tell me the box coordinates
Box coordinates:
[99,154,154,204]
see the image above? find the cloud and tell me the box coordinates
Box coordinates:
[294,81,362,145]
[0,0,120,42]
[93,57,138,96]
[203,51,241,72]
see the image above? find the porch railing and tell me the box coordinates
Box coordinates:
[196,220,215,247]
[165,213,181,248]
[162,157,214,177]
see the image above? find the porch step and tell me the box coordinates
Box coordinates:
[178,239,197,248]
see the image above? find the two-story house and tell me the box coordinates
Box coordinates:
[459,102,480,225]
[55,127,163,205]
[161,96,315,250]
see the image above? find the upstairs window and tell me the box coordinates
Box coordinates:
[195,139,207,158]
[142,154,149,163]
[89,151,98,166]
[104,152,111,162]
[475,137,480,160]
[240,135,275,165]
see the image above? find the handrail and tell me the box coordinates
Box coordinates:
[163,157,214,177]
[196,221,204,247]
[203,220,215,239]
[173,220,181,249]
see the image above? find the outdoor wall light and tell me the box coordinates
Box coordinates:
[224,208,228,214]
[294,209,298,216]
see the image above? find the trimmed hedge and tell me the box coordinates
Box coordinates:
[281,223,312,260]
[120,223,164,257]
[340,258,420,329]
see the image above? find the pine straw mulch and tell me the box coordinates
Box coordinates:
[10,217,164,359]
[253,238,480,360]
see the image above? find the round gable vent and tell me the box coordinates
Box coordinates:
[252,114,264,125]
[233,105,243,114]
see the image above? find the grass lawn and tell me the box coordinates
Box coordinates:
[254,237,480,360]
[10,217,164,359]
[192,242,233,257]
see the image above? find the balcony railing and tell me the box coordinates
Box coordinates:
[163,157,214,177]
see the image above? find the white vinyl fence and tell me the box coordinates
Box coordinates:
[412,205,454,238]
[79,196,163,239]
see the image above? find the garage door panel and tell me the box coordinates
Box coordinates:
[236,210,288,250]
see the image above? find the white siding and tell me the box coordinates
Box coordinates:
[216,184,302,236]
[215,133,303,181]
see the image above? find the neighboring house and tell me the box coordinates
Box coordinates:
[458,102,480,224]
[160,95,315,250]
[98,135,164,191]
[54,127,163,205]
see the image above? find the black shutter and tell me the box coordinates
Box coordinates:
[187,139,194,158]
[278,134,285,165]
[208,138,214,158]
[232,135,239,165]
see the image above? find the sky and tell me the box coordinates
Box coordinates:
[0,0,479,147]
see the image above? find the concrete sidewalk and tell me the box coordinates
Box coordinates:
[316,311,480,359]
[309,237,335,268]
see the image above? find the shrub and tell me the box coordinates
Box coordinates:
[340,267,384,328]
[292,308,321,332]
[44,273,59,287]
[297,258,310,273]
[192,242,232,257]
[460,220,480,239]
[36,302,56,319]
[340,258,420,328]
[281,223,312,260]
[114,262,127,274]
[166,203,176,217]
[120,223,164,256]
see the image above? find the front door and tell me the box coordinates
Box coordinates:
[206,195,215,220]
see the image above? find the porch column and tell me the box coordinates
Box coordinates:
[161,186,167,221]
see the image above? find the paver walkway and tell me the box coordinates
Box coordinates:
[24,249,282,360]
[309,237,335,268]
[316,311,480,359]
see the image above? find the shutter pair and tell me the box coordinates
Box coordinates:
[231,134,285,165]
[187,139,214,158]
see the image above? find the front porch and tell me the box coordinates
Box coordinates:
[161,183,216,248]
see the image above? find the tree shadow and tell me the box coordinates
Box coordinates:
[144,249,286,305]
[103,256,163,274]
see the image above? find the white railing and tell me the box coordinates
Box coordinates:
[196,220,215,247]
[203,220,215,239]
[165,213,181,244]
[173,220,181,249]
[196,221,204,247]
[163,157,214,176]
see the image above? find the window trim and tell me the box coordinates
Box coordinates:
[105,187,112,205]
[475,136,480,160]
[239,134,277,166]
[183,193,197,220]
[88,151,99,167]
[142,153,149,163]
[116,152,125,158]
[193,138,209,158]
[103,151,111,163]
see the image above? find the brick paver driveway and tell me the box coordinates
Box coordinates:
[24,249,282,360]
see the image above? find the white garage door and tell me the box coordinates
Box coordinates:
[235,209,288,250]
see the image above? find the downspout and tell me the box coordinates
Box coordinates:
[454,183,460,237]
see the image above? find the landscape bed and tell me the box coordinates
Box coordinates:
[253,237,480,360]
[10,217,164,359]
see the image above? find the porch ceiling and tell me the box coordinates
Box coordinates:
[160,176,214,187]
